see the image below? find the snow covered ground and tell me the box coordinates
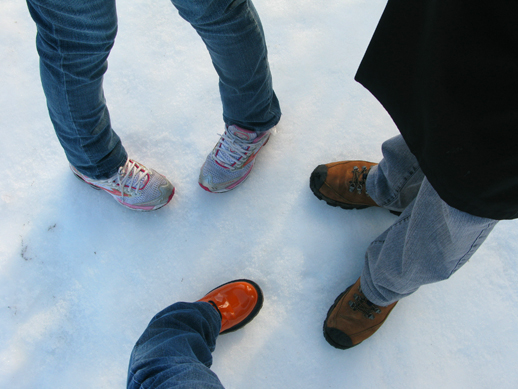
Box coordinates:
[1,1,518,388]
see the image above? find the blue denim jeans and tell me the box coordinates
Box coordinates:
[27,0,281,179]
[361,135,498,305]
[127,301,225,389]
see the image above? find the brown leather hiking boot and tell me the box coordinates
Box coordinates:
[310,161,378,209]
[323,278,397,349]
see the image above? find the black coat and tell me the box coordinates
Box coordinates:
[355,0,518,220]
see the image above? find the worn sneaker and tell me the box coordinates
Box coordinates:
[71,159,174,211]
[323,278,397,349]
[199,125,271,193]
[198,279,264,334]
[310,160,378,209]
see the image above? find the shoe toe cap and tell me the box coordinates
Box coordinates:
[310,165,328,191]
[323,326,354,349]
[198,174,216,192]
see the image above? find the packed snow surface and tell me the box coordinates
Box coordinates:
[1,1,517,388]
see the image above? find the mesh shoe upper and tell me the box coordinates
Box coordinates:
[199,125,271,193]
[71,159,174,211]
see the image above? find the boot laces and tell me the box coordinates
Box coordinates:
[348,287,381,320]
[349,165,370,195]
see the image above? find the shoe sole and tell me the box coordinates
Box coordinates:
[204,279,264,335]
[310,165,401,216]
[73,171,174,211]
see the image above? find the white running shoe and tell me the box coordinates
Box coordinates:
[71,159,174,211]
[199,125,271,193]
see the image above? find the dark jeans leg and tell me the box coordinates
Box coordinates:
[170,0,281,131]
[127,302,225,389]
[27,0,127,179]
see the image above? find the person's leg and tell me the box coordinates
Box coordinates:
[26,0,126,179]
[361,178,498,305]
[127,302,225,389]
[169,0,280,192]
[127,280,263,388]
[366,135,425,213]
[170,0,281,132]
[324,165,497,349]
[27,0,175,210]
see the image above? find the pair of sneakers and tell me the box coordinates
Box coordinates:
[71,125,271,211]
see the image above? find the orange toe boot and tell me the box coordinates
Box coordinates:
[198,279,264,334]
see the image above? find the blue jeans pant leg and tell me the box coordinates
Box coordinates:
[27,0,127,179]
[361,136,498,306]
[128,302,224,389]
[171,0,281,132]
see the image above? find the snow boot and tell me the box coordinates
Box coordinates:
[323,278,397,349]
[310,160,378,209]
